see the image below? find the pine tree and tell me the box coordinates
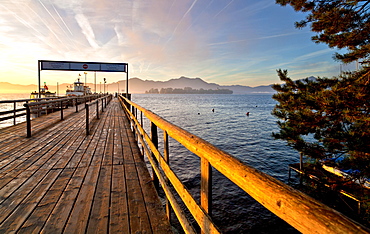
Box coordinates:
[272,69,370,177]
[276,0,370,63]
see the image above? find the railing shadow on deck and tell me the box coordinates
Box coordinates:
[118,95,370,234]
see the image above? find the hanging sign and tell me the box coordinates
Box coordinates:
[40,60,127,72]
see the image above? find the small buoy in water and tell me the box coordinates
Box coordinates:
[212,109,214,112]
[246,112,250,116]
[198,113,200,115]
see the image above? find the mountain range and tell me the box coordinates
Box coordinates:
[118,76,274,94]
[0,76,276,94]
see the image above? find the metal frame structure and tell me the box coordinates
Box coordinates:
[38,60,129,98]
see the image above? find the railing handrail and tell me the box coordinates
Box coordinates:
[118,95,369,234]
[23,94,102,107]
[0,97,63,104]
[22,94,106,137]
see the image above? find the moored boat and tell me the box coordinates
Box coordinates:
[30,82,56,99]
[66,78,92,96]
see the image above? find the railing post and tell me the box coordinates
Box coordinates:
[140,111,144,154]
[75,98,78,113]
[13,102,16,125]
[86,104,89,135]
[96,100,99,119]
[25,104,31,138]
[131,106,136,140]
[164,131,172,222]
[60,100,64,120]
[151,122,159,190]
[201,158,212,217]
[102,98,105,112]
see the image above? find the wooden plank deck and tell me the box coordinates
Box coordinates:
[0,98,172,233]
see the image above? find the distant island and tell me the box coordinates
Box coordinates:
[145,87,233,94]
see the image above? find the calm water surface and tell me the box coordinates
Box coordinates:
[131,94,300,233]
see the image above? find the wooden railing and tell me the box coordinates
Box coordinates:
[85,95,112,135]
[118,95,369,234]
[0,97,62,126]
[24,95,104,137]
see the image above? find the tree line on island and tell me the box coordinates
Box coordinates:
[145,87,233,94]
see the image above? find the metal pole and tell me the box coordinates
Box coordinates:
[126,64,129,99]
[38,60,41,98]
[94,71,96,93]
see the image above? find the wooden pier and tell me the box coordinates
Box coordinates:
[0,98,171,233]
[1,95,369,234]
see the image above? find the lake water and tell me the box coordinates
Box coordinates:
[131,94,300,233]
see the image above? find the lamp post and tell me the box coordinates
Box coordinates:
[103,78,106,94]
[84,72,87,85]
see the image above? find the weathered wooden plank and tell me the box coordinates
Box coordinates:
[121,119,153,233]
[0,99,173,234]
[123,115,172,233]
[43,110,110,232]
[62,109,110,232]
[86,165,112,233]
[110,164,130,233]
[0,169,62,233]
[0,118,85,198]
[17,168,74,233]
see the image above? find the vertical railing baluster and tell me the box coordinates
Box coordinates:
[96,99,99,119]
[75,98,78,113]
[151,122,159,190]
[26,104,31,138]
[102,97,105,112]
[163,130,172,222]
[86,104,89,135]
[60,100,64,120]
[140,111,143,149]
[201,158,212,217]
[132,107,136,140]
[13,102,16,125]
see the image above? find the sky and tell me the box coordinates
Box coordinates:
[0,0,357,87]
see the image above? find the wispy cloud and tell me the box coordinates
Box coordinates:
[0,0,343,87]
